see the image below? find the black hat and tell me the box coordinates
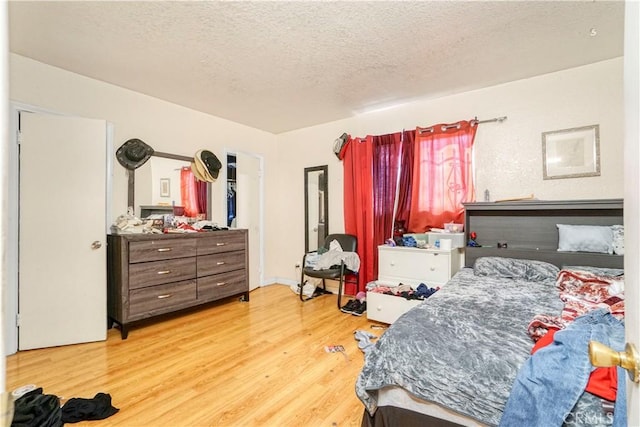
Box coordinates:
[333,133,348,159]
[116,139,154,170]
[196,150,222,180]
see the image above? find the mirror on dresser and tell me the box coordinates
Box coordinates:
[128,151,212,219]
[304,165,328,253]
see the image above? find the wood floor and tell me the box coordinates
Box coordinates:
[6,285,383,426]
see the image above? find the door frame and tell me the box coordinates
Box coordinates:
[224,148,264,288]
[6,102,113,355]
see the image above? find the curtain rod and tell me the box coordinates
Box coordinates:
[418,116,507,133]
[475,115,507,124]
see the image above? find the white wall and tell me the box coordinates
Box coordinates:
[274,58,624,284]
[9,53,281,282]
[8,54,624,288]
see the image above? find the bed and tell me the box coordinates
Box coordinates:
[356,199,625,427]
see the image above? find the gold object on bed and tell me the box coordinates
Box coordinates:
[589,340,640,383]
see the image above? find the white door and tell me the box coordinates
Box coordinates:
[19,112,107,350]
[624,1,640,424]
[235,152,262,291]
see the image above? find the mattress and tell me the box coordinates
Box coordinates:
[356,258,617,426]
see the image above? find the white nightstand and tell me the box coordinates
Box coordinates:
[376,245,460,287]
[367,245,461,324]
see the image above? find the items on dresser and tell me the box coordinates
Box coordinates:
[107,230,249,339]
[403,232,465,249]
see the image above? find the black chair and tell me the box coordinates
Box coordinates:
[299,233,359,309]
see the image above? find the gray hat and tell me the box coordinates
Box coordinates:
[116,139,154,170]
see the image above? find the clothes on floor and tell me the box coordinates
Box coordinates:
[11,388,119,427]
[11,388,61,427]
[61,393,120,423]
[354,330,378,353]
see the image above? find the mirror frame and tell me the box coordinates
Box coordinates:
[304,165,329,253]
[128,151,212,219]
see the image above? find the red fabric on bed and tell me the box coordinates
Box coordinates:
[531,327,617,401]
[527,269,625,342]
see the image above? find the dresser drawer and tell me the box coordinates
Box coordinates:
[129,257,196,289]
[367,292,423,324]
[129,280,197,320]
[197,232,246,255]
[198,270,247,301]
[129,239,197,263]
[197,251,245,276]
[378,247,450,284]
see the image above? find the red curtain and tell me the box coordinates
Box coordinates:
[407,121,477,232]
[342,132,406,293]
[180,167,199,217]
[196,180,208,217]
[394,130,415,230]
[342,137,374,294]
[372,132,404,279]
[341,120,476,293]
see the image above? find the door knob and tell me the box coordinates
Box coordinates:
[91,241,102,250]
[589,341,640,383]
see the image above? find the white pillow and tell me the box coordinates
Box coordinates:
[611,225,624,255]
[556,224,614,254]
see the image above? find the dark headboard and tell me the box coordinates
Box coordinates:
[463,199,623,269]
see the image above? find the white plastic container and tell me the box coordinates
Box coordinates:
[426,232,465,249]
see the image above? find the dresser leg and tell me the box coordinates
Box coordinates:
[240,291,250,302]
[111,319,129,339]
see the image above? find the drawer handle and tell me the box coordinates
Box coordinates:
[157,248,172,252]
[216,282,227,286]
[390,262,395,266]
[216,261,226,265]
[157,294,172,299]
[157,270,171,275]
[216,242,226,246]
[430,267,435,271]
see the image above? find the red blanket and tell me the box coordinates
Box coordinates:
[527,269,624,342]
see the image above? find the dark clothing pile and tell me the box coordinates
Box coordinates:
[12,388,118,427]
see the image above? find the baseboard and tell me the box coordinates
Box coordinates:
[267,277,344,295]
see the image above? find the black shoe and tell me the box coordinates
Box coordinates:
[352,301,367,316]
[340,299,359,314]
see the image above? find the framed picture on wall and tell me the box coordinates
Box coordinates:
[160,178,170,197]
[542,124,600,180]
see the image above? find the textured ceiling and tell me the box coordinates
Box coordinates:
[9,1,624,134]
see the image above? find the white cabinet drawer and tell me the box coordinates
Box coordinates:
[378,246,458,287]
[367,292,422,324]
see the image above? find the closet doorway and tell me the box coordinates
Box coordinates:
[226,151,263,291]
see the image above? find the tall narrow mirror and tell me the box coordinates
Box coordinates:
[304,165,328,252]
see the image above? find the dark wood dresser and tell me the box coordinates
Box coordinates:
[107,230,249,338]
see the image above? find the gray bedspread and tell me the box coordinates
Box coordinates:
[356,266,565,426]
